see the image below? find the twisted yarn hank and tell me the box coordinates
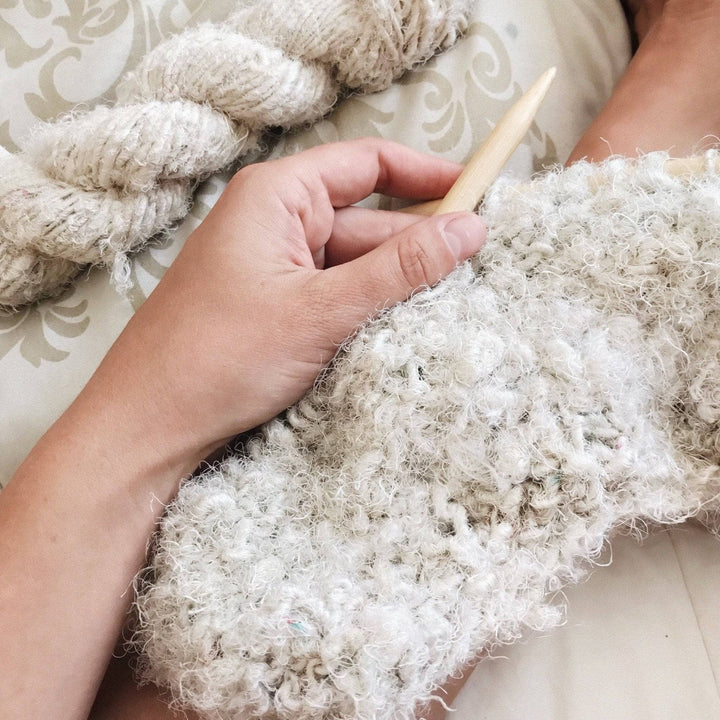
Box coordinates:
[0,0,474,308]
[132,153,720,720]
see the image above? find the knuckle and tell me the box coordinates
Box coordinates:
[396,235,440,290]
[227,164,257,195]
[228,162,269,195]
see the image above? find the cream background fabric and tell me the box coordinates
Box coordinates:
[0,0,238,152]
[2,1,719,718]
[456,523,720,720]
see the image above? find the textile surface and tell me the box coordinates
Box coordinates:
[5,3,720,720]
[0,0,629,489]
[132,153,720,719]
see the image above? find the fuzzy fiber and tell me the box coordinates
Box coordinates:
[0,0,474,308]
[132,153,720,720]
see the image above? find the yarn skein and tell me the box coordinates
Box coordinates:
[0,0,475,308]
[132,153,720,719]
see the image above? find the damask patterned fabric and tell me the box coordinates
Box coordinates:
[1,0,238,150]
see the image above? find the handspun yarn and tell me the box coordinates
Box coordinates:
[132,153,720,719]
[0,0,474,308]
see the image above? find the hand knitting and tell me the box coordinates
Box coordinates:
[133,152,720,720]
[0,137,484,719]
[100,138,485,458]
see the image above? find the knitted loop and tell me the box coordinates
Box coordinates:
[0,0,474,309]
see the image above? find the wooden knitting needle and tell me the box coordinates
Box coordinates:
[403,66,557,216]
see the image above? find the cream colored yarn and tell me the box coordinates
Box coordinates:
[132,153,720,720]
[0,0,474,308]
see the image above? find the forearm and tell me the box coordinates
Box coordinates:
[0,139,480,720]
[0,359,207,719]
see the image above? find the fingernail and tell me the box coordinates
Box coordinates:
[441,213,485,260]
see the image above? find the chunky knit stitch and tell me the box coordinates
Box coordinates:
[0,0,474,308]
[132,153,720,720]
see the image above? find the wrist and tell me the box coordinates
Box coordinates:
[73,321,228,497]
[0,355,208,719]
[64,368,211,512]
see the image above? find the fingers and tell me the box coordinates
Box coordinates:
[325,206,424,266]
[319,212,486,341]
[278,137,464,208]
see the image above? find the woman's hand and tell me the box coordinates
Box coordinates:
[0,138,485,720]
[97,137,486,464]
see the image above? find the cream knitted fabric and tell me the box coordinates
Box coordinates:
[132,153,720,720]
[0,0,474,308]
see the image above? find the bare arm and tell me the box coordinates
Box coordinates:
[0,138,485,720]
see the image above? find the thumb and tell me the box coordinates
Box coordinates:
[321,211,485,337]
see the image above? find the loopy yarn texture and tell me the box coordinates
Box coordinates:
[0,0,474,308]
[132,153,720,720]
